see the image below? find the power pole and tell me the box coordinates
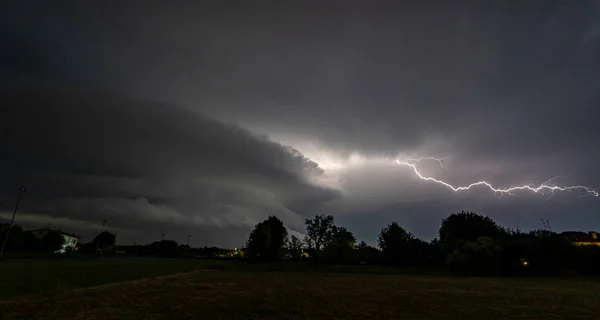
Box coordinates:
[0,188,27,259]
[541,219,552,232]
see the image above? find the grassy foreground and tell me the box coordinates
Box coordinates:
[0,258,210,300]
[1,260,599,319]
[0,258,433,300]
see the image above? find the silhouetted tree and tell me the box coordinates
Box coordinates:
[93,231,116,255]
[159,240,179,257]
[0,224,24,252]
[518,230,578,276]
[287,235,303,259]
[331,227,356,246]
[142,240,180,257]
[304,214,336,259]
[41,231,65,253]
[438,211,506,254]
[428,238,445,267]
[447,236,502,276]
[79,242,97,254]
[179,244,191,257]
[356,241,382,264]
[323,226,357,264]
[573,245,600,276]
[378,222,423,266]
[22,231,42,252]
[93,231,116,247]
[246,216,288,261]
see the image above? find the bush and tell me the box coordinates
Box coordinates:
[446,236,502,276]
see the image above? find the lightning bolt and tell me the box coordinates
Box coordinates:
[402,156,448,168]
[394,157,599,197]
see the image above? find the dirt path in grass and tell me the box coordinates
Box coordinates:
[0,268,212,306]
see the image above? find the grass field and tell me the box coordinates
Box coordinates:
[0,258,210,300]
[1,259,600,319]
[0,258,419,300]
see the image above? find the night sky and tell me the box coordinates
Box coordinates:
[2,1,600,247]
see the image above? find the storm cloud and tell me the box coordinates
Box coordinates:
[2,1,600,245]
[0,81,340,246]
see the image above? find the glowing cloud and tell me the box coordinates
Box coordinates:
[272,137,598,198]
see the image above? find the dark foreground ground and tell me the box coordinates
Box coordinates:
[0,258,209,300]
[1,259,599,319]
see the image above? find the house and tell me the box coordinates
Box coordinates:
[30,227,81,253]
[560,231,600,246]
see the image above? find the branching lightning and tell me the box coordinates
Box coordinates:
[394,157,599,197]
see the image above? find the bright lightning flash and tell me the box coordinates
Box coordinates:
[395,157,599,197]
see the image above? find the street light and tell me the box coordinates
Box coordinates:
[0,188,27,259]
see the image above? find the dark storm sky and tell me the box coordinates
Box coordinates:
[2,1,600,247]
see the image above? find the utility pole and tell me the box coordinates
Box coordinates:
[541,219,552,232]
[0,188,27,259]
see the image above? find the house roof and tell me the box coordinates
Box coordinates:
[561,231,598,242]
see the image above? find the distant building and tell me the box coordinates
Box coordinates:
[30,227,81,253]
[561,231,600,246]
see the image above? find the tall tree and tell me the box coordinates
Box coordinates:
[438,211,506,253]
[287,235,304,259]
[357,241,382,264]
[93,231,116,255]
[378,222,434,266]
[330,226,356,248]
[246,216,288,261]
[41,231,66,253]
[377,222,415,264]
[0,224,24,252]
[304,214,336,254]
[93,231,116,247]
[323,226,357,264]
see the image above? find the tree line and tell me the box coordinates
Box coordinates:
[0,225,66,253]
[245,211,600,276]
[4,211,600,277]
